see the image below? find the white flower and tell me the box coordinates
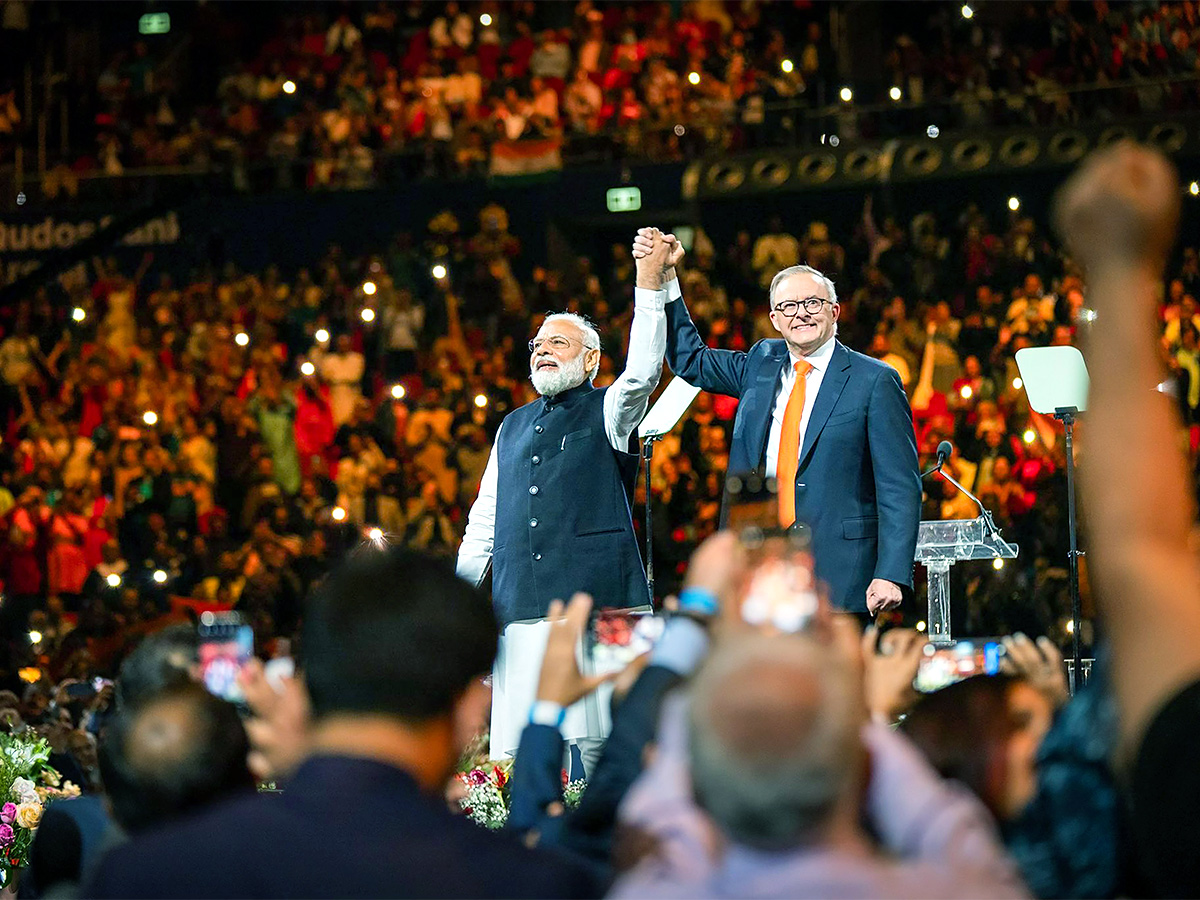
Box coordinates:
[10,777,37,804]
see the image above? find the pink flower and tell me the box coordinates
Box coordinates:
[0,803,14,825]
[466,769,488,786]
[0,824,13,848]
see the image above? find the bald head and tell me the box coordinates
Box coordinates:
[689,634,862,849]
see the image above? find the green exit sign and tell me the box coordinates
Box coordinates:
[606,186,642,212]
[139,13,171,35]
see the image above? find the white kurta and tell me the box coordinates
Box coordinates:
[458,281,673,760]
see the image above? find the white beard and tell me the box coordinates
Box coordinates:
[530,352,589,396]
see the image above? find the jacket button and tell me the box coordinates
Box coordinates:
[529,485,539,495]
[532,455,540,465]
[535,425,544,433]
[533,553,542,561]
[530,518,538,527]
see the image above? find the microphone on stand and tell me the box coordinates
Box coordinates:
[922,440,954,478]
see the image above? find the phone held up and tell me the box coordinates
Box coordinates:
[914,637,1008,693]
[198,611,254,706]
[724,474,825,635]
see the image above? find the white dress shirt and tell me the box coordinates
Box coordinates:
[455,281,671,587]
[763,333,838,477]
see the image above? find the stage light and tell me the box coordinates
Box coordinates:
[331,506,347,522]
[28,630,41,644]
[315,328,330,344]
[153,569,168,584]
[360,307,376,323]
[839,86,853,102]
[142,411,158,426]
[926,124,940,138]
[1079,308,1098,323]
[962,4,974,18]
[992,558,1004,571]
[282,80,296,95]
[367,526,384,542]
[889,86,902,101]
[915,620,926,632]
[781,59,794,74]
[1008,196,1020,211]
[1065,619,1075,634]
[688,71,701,85]
[1190,181,1199,196]
[480,13,492,26]
[960,385,973,400]
[828,135,840,147]
[431,264,447,280]
[106,573,122,588]
[300,361,316,376]
[1012,377,1023,389]
[474,393,488,408]
[673,124,685,136]
[72,306,86,322]
[235,331,250,346]
[391,383,406,400]
[1023,428,1036,444]
[362,280,377,295]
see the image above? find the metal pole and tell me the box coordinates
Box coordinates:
[1057,408,1083,692]
[642,437,655,605]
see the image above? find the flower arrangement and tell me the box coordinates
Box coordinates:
[0,733,80,886]
[455,733,587,830]
[457,760,512,830]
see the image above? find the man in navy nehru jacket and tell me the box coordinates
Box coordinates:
[458,229,679,767]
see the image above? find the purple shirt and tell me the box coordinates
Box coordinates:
[610,697,1029,899]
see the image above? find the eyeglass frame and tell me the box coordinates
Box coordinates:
[771,296,837,318]
[528,334,592,354]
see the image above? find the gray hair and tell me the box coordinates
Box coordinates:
[542,312,601,381]
[687,634,860,849]
[768,265,838,309]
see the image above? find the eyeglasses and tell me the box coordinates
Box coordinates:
[529,335,586,353]
[773,297,834,317]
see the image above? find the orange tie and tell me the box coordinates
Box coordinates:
[777,358,813,527]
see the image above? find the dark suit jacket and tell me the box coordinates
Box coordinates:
[506,665,683,864]
[666,298,921,612]
[85,755,600,899]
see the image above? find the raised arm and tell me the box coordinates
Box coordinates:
[632,228,749,397]
[603,230,673,450]
[1053,144,1200,759]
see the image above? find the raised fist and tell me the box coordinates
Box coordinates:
[1053,142,1180,275]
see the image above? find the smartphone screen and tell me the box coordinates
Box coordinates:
[914,638,1007,693]
[586,609,663,676]
[198,612,254,704]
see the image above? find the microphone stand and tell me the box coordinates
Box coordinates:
[935,464,1006,545]
[641,434,662,606]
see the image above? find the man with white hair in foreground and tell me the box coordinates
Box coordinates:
[457,229,680,767]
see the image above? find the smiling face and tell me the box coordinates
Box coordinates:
[528,318,600,396]
[768,272,839,357]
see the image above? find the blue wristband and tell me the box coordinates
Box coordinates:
[677,587,719,618]
[529,700,566,728]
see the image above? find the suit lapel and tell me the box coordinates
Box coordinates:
[746,341,789,472]
[798,341,852,468]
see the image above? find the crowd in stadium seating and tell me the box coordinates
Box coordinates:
[4,177,1200,711]
[54,0,1200,183]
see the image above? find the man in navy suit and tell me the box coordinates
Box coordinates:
[86,548,600,899]
[636,230,920,615]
